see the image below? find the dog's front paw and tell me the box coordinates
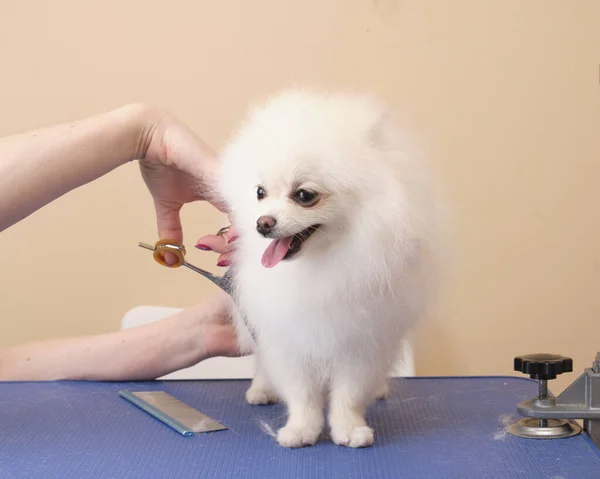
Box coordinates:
[277,423,322,448]
[331,425,374,448]
[245,385,278,405]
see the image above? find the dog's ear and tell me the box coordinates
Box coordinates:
[366,109,392,148]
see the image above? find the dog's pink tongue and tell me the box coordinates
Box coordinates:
[261,237,294,268]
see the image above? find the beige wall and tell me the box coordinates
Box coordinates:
[1,1,598,393]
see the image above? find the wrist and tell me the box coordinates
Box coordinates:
[113,102,164,163]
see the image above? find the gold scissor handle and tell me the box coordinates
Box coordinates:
[138,239,186,268]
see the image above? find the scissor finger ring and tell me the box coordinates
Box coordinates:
[216,226,230,237]
[138,239,186,268]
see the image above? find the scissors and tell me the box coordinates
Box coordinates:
[138,226,233,295]
[138,228,258,340]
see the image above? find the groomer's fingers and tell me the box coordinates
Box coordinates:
[154,200,184,266]
[216,252,233,267]
[224,225,239,243]
[195,225,239,254]
[195,234,230,254]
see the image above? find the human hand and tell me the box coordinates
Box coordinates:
[195,224,238,268]
[196,290,246,359]
[136,106,228,264]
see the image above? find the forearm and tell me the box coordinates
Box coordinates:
[0,307,209,381]
[0,103,156,232]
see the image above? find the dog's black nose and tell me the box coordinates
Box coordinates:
[256,216,276,236]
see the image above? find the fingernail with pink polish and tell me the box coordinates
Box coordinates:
[217,260,231,267]
[195,244,212,251]
[227,236,238,244]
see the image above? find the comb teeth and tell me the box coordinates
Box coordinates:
[120,390,228,436]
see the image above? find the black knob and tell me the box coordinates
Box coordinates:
[514,353,573,380]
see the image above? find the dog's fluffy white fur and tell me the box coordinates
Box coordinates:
[219,88,441,448]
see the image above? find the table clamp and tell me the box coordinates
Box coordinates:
[507,351,600,448]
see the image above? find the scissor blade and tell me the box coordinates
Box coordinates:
[181,262,228,291]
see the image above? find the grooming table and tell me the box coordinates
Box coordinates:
[1,377,599,478]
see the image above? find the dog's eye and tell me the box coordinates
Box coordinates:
[256,186,266,200]
[294,189,318,205]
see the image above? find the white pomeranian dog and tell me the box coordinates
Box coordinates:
[218,88,441,449]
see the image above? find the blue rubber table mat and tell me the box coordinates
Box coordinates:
[0,377,598,479]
